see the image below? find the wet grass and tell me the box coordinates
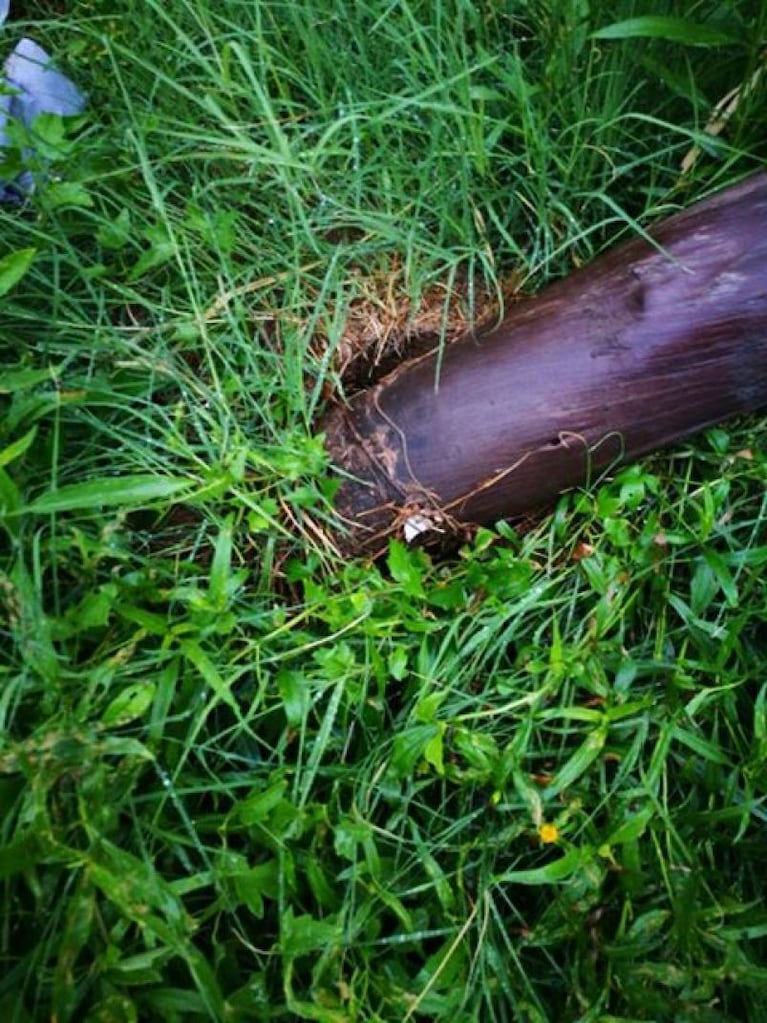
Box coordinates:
[1,1,767,1020]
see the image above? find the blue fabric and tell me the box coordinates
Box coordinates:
[0,4,85,200]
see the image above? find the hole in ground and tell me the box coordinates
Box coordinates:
[319,259,523,397]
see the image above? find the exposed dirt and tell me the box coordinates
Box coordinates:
[322,260,522,396]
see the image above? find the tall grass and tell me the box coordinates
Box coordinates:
[1,1,766,1019]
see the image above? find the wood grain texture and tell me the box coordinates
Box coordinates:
[322,173,767,554]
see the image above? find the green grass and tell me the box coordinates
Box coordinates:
[1,1,767,1020]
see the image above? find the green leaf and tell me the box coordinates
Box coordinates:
[690,557,718,616]
[546,725,607,796]
[87,842,188,934]
[28,112,76,158]
[0,426,37,468]
[0,367,53,393]
[668,593,726,639]
[672,725,732,765]
[238,780,288,825]
[278,670,309,726]
[591,16,740,47]
[604,808,654,847]
[104,947,171,985]
[102,682,157,727]
[53,888,96,1022]
[496,846,588,886]
[390,724,441,778]
[97,208,132,251]
[387,646,408,681]
[208,515,235,608]
[178,638,240,712]
[97,736,155,761]
[626,909,670,942]
[44,181,93,209]
[703,548,739,608]
[333,817,371,861]
[235,864,279,917]
[413,690,447,723]
[387,539,426,598]
[0,466,21,532]
[129,223,176,280]
[280,908,341,960]
[452,728,499,778]
[85,993,138,1023]
[423,724,445,776]
[0,247,36,297]
[53,583,118,638]
[25,475,191,513]
[0,834,51,878]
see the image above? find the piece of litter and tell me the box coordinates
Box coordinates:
[403,513,436,544]
[0,2,85,200]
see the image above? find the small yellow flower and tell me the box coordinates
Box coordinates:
[538,822,559,844]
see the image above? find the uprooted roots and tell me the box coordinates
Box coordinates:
[317,260,520,396]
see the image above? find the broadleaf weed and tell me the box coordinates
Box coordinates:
[1,1,767,1020]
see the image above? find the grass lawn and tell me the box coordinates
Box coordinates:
[1,1,767,1020]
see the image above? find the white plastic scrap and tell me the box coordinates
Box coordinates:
[0,1,85,200]
[403,511,448,545]
[403,513,432,544]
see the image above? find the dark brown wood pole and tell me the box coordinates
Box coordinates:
[321,173,767,555]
